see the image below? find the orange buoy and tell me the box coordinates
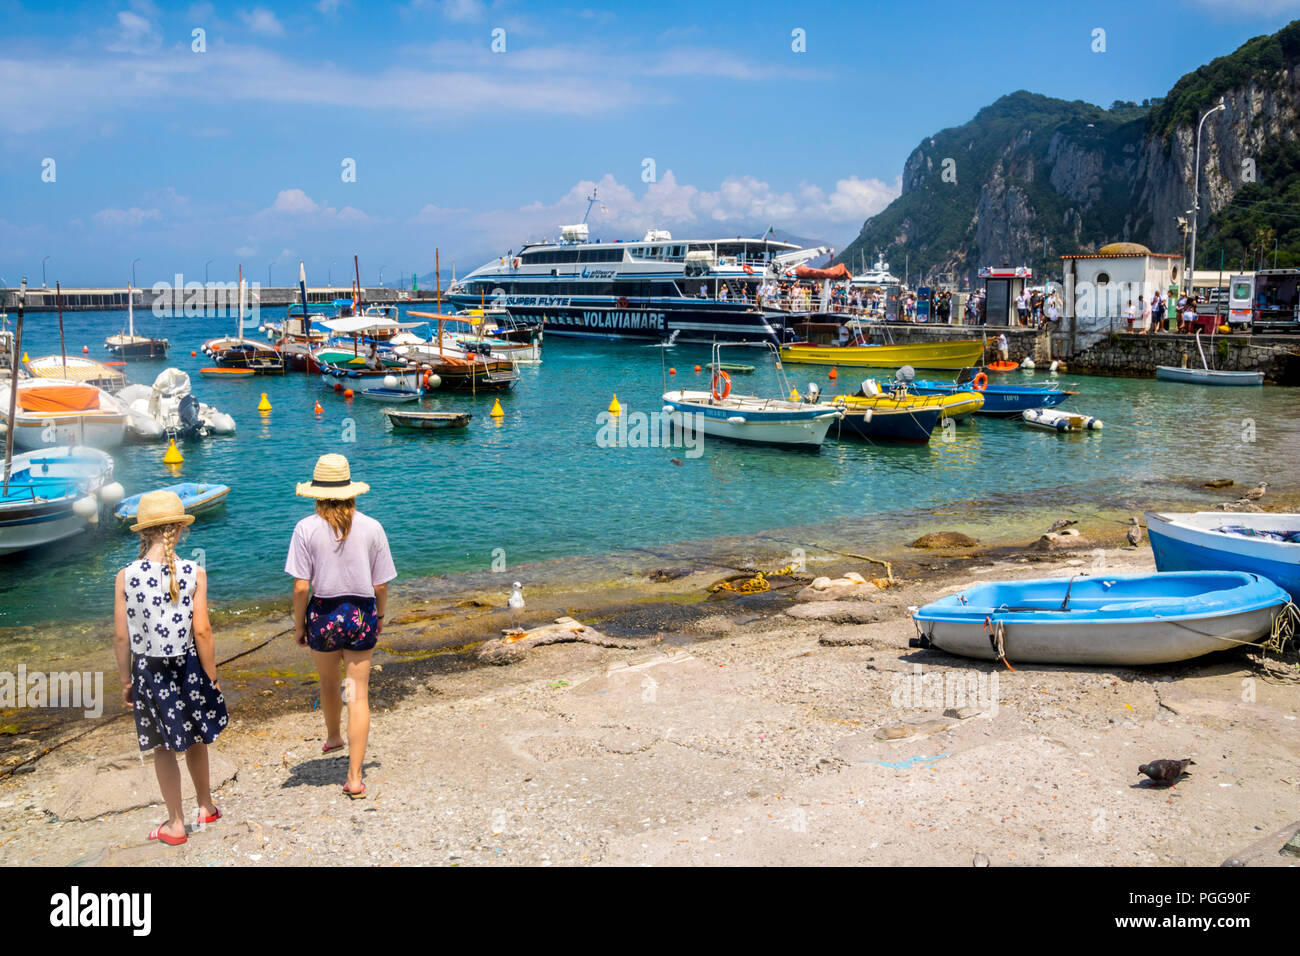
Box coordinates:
[828,366,838,380]
[314,401,323,415]
[344,388,354,399]
[82,346,89,354]
[333,382,343,392]
[190,350,197,357]
[694,365,702,372]
[669,368,676,375]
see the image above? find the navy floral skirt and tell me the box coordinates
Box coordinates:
[305,595,379,652]
[132,646,228,752]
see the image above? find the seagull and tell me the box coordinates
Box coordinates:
[507,582,525,611]
[1138,758,1194,788]
[1048,518,1077,534]
[1243,481,1267,502]
[1126,516,1143,547]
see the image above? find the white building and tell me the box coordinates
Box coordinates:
[1061,242,1182,333]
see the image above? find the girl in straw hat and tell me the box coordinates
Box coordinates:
[113,490,227,846]
[285,454,396,799]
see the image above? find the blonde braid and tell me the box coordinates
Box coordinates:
[162,525,180,603]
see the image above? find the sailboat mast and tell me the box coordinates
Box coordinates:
[436,248,443,357]
[57,283,67,375]
[127,283,135,338]
[298,261,310,337]
[3,278,26,495]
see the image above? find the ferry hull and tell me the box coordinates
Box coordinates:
[449,299,786,344]
[780,339,986,369]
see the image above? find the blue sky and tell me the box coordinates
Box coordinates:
[1,0,1296,287]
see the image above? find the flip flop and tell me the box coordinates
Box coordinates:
[342,782,366,800]
[148,825,188,846]
[196,806,221,824]
[322,742,345,754]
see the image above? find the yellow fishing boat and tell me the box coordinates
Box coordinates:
[833,385,984,420]
[780,338,985,370]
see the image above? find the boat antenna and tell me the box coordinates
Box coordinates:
[581,187,600,225]
[3,277,26,495]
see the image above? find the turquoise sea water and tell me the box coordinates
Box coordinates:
[1,305,1297,629]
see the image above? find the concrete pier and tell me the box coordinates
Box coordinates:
[0,285,440,314]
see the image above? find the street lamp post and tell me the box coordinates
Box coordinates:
[205,259,214,284]
[268,263,273,288]
[1188,97,1226,300]
[42,256,50,288]
[132,257,140,289]
[378,267,385,288]
[329,261,336,288]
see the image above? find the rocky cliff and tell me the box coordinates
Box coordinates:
[839,20,1300,283]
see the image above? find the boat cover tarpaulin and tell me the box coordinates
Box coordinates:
[794,263,852,281]
[19,383,102,412]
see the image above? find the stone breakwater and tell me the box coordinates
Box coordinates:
[1069,332,1300,384]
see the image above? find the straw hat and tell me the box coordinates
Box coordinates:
[130,490,195,532]
[296,453,370,500]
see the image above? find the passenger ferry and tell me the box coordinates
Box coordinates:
[447,199,829,344]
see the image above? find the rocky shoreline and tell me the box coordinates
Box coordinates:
[1,507,1297,867]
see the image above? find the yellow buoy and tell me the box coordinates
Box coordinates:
[490,398,505,419]
[21,352,29,363]
[163,439,183,465]
[789,387,801,401]
[608,394,621,415]
[258,392,272,413]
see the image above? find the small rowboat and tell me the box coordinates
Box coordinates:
[360,386,420,403]
[986,360,1018,373]
[912,571,1290,666]
[1155,366,1264,386]
[1021,407,1103,432]
[383,409,472,430]
[716,363,755,374]
[199,367,254,379]
[114,482,230,524]
[1147,511,1300,603]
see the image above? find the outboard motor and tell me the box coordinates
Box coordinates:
[894,365,916,385]
[806,382,821,403]
[178,393,205,439]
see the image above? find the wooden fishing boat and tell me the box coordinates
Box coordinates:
[24,354,127,390]
[1147,511,1300,603]
[1021,407,1103,432]
[382,409,472,430]
[779,338,984,370]
[199,367,254,379]
[104,286,168,359]
[912,571,1290,666]
[834,381,984,421]
[115,482,229,523]
[910,369,1072,416]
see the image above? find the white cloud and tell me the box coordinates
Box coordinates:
[269,189,318,214]
[92,207,163,227]
[106,10,161,54]
[238,7,285,36]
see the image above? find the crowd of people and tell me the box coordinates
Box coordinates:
[1122,292,1212,334]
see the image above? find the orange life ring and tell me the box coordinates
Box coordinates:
[616,296,629,308]
[511,258,520,269]
[711,370,732,401]
[972,372,989,390]
[743,264,754,275]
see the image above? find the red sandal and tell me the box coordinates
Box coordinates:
[342,782,366,800]
[196,806,221,824]
[148,825,188,846]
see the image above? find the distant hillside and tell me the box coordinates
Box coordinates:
[838,19,1300,283]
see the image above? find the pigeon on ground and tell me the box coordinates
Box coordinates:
[1126,516,1143,547]
[1138,758,1195,787]
[1243,481,1267,501]
[1048,518,1078,534]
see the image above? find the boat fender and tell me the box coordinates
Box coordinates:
[972,372,989,391]
[662,405,675,415]
[726,416,746,424]
[100,482,125,507]
[711,370,732,401]
[1055,419,1068,432]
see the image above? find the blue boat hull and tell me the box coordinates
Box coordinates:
[1149,526,1300,603]
[910,382,1069,416]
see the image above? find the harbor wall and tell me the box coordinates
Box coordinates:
[0,286,441,314]
[1068,332,1300,384]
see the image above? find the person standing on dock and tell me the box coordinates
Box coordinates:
[114,490,227,846]
[286,454,396,800]
[995,331,1009,362]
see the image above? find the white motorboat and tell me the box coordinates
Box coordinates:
[116,368,236,441]
[0,446,120,555]
[0,378,130,449]
[661,343,841,449]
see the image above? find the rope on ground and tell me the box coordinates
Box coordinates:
[0,625,293,781]
[808,544,895,583]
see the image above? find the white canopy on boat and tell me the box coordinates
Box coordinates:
[318,316,428,334]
